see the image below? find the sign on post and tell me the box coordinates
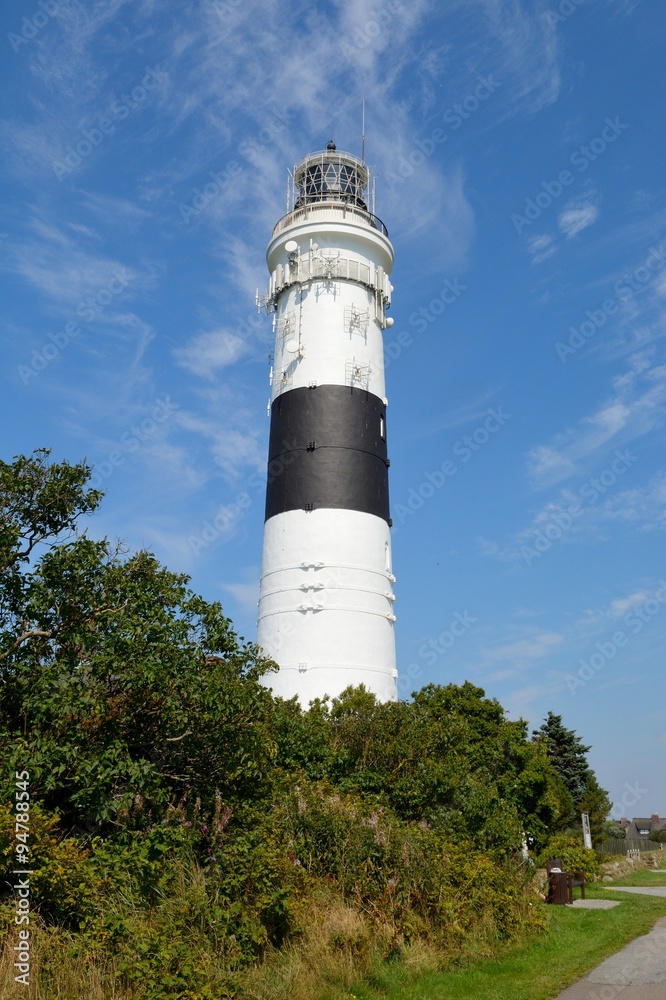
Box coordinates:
[582,812,592,850]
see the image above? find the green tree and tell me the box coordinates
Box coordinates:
[1,448,103,663]
[1,450,276,834]
[274,681,571,850]
[532,712,590,805]
[578,771,612,847]
[0,451,551,993]
[532,711,610,845]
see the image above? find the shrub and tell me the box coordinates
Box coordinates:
[538,834,600,882]
[0,802,101,928]
[275,780,545,957]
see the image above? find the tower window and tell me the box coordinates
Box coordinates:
[380,415,385,440]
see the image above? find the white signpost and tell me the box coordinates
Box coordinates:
[582,812,592,850]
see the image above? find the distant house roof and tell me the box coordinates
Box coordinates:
[625,815,666,839]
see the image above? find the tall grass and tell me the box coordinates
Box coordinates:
[0,925,122,1000]
[3,885,666,1000]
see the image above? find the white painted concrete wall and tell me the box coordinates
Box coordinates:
[258,204,398,706]
[258,508,397,704]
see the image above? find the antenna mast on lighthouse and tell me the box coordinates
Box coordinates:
[361,98,366,163]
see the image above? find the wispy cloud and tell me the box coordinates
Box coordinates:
[600,473,666,532]
[527,402,630,488]
[174,390,265,481]
[609,591,650,617]
[478,465,666,568]
[411,388,501,437]
[464,618,572,716]
[527,352,666,489]
[444,0,561,119]
[528,232,556,264]
[558,198,599,238]
[574,583,666,638]
[480,628,565,675]
[174,330,251,379]
[477,354,666,565]
[503,680,567,720]
[0,214,144,313]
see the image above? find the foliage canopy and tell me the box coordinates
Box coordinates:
[0,450,611,997]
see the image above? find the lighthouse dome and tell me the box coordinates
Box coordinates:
[294,148,369,210]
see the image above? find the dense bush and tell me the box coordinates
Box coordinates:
[273,682,573,853]
[0,452,605,997]
[537,834,600,882]
[277,780,545,951]
[1,791,545,999]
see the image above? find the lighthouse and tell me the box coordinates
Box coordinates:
[257,141,397,705]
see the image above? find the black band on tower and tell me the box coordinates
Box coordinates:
[265,385,390,523]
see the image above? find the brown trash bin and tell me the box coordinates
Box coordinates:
[547,871,570,905]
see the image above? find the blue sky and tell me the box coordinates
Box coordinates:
[2,0,664,820]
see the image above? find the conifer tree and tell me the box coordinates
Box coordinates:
[533,711,610,844]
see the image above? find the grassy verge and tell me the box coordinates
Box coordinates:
[610,868,666,886]
[347,886,666,1000]
[608,859,666,887]
[2,869,665,999]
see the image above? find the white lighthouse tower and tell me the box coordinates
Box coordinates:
[257,141,397,705]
